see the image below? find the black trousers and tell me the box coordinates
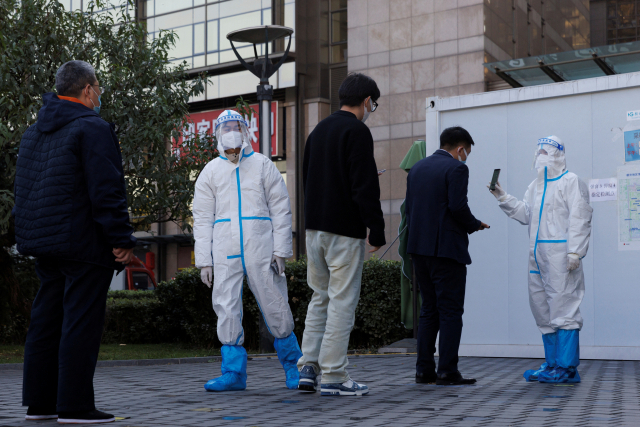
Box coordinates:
[412,254,467,376]
[22,258,113,412]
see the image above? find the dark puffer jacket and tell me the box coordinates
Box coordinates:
[13,93,136,271]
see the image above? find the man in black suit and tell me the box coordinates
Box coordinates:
[405,126,489,386]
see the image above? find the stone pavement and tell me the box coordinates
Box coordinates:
[1,354,639,426]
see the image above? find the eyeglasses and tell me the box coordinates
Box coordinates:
[371,99,378,112]
[89,84,105,94]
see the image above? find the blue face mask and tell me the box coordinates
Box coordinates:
[90,86,101,114]
[458,147,469,164]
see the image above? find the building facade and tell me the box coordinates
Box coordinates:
[60,0,606,277]
[348,0,590,261]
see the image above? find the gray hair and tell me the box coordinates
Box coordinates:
[55,60,97,97]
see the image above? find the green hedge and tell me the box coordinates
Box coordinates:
[103,257,409,350]
[4,255,409,349]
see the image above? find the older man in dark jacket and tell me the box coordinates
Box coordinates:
[13,60,135,424]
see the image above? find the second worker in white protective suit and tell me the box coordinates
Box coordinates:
[489,136,592,384]
[193,110,302,392]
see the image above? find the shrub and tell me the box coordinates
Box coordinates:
[0,252,40,344]
[102,295,166,344]
[147,258,408,349]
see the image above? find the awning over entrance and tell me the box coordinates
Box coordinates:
[485,41,640,88]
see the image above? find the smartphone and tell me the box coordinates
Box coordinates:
[378,169,387,175]
[271,260,279,275]
[490,169,501,191]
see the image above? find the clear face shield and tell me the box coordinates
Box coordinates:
[533,137,564,170]
[215,119,251,161]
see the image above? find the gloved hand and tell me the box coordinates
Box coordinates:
[272,255,285,276]
[200,266,213,288]
[488,181,506,201]
[567,254,580,271]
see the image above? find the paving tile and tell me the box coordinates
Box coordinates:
[1,356,639,426]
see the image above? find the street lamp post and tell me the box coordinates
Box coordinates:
[226,25,294,160]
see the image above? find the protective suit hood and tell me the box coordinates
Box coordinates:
[214,109,252,163]
[534,135,566,178]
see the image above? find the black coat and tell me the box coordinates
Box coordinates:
[303,110,386,246]
[405,150,480,265]
[13,93,136,270]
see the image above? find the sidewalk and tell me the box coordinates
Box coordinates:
[0,354,637,426]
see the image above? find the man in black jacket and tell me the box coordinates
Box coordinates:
[297,73,385,396]
[405,127,489,386]
[13,60,135,424]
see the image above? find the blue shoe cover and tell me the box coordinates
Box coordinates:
[274,332,303,390]
[523,363,553,382]
[204,345,247,392]
[556,329,580,368]
[204,372,246,391]
[538,330,580,383]
[538,366,581,383]
[523,332,558,381]
[542,332,558,367]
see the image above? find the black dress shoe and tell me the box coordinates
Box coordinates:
[416,372,437,383]
[57,409,115,424]
[436,371,477,386]
[25,406,57,420]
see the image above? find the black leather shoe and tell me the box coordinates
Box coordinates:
[436,371,477,385]
[415,372,437,383]
[25,406,57,420]
[57,409,115,424]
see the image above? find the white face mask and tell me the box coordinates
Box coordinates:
[221,131,243,151]
[361,98,372,123]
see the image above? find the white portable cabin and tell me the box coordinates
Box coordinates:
[424,72,640,361]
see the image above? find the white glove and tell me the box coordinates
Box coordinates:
[488,181,506,201]
[200,266,213,288]
[567,254,580,271]
[272,255,285,276]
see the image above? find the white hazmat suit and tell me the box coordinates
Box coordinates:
[490,136,592,383]
[193,110,302,391]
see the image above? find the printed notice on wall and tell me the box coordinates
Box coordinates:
[624,130,640,162]
[618,165,640,251]
[589,178,618,202]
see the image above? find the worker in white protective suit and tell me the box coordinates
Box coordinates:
[488,136,592,384]
[193,110,302,392]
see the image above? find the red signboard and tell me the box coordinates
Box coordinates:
[175,102,278,157]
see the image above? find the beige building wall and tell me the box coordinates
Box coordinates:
[347,0,485,260]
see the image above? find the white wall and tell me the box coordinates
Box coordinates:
[425,74,640,360]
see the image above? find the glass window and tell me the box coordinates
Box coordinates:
[331,44,347,63]
[146,0,155,17]
[219,11,261,51]
[331,11,347,43]
[194,6,205,23]
[155,0,190,16]
[207,52,219,66]
[193,55,205,69]
[155,9,192,31]
[331,0,347,9]
[194,23,205,55]
[167,25,193,60]
[207,3,219,20]
[219,0,262,18]
[207,20,219,52]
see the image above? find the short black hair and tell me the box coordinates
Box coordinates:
[55,60,97,97]
[338,73,380,108]
[440,126,475,150]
